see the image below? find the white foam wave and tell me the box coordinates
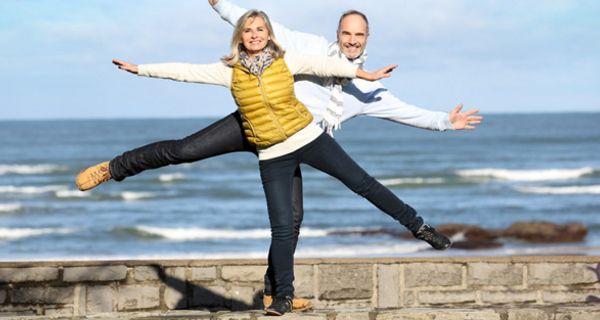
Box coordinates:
[159,173,186,182]
[0,185,68,194]
[121,192,156,201]
[0,164,67,175]
[136,226,330,241]
[379,177,445,186]
[0,203,22,213]
[515,185,600,195]
[0,227,75,240]
[456,167,594,182]
[55,190,91,198]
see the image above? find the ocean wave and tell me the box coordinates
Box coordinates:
[515,185,600,195]
[0,227,75,240]
[55,190,92,198]
[456,167,595,182]
[0,164,67,175]
[122,226,398,241]
[0,185,68,194]
[121,191,156,201]
[0,203,22,213]
[379,177,445,186]
[132,226,326,240]
[159,173,186,182]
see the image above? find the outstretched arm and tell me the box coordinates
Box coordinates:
[209,0,330,54]
[112,58,231,87]
[358,87,482,131]
[287,51,397,81]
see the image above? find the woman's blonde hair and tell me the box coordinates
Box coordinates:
[221,10,285,66]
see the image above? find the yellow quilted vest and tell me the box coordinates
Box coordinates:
[231,57,313,148]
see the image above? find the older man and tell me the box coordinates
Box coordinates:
[208,0,481,309]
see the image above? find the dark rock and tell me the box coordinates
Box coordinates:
[502,221,587,243]
[436,224,502,242]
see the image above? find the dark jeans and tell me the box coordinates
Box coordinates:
[108,111,301,294]
[259,133,423,298]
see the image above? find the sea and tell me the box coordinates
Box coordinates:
[1,113,599,261]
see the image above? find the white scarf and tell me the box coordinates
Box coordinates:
[320,42,368,136]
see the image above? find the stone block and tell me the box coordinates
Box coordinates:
[318,264,372,300]
[0,267,58,283]
[0,289,6,304]
[377,264,400,308]
[192,285,228,308]
[424,309,500,320]
[190,267,217,281]
[63,266,127,282]
[221,266,265,282]
[554,306,600,320]
[404,263,462,288]
[256,313,327,320]
[86,285,115,314]
[417,290,476,305]
[217,311,254,320]
[43,307,74,317]
[528,263,598,286]
[376,309,433,320]
[117,284,160,311]
[230,286,259,310]
[165,267,188,309]
[467,263,523,286]
[294,265,314,298]
[542,290,600,304]
[12,286,74,304]
[480,290,538,304]
[165,267,187,281]
[133,266,160,282]
[507,308,550,320]
[335,311,371,320]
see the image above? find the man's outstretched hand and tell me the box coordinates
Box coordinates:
[449,103,483,130]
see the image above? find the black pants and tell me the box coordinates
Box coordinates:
[109,111,301,294]
[259,133,423,298]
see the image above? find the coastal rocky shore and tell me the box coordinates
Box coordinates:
[330,221,588,250]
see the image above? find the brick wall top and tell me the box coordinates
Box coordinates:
[0,255,599,268]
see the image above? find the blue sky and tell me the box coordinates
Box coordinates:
[1,0,599,120]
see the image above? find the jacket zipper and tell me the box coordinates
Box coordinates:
[257,74,287,139]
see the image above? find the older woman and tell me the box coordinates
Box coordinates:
[90,10,450,315]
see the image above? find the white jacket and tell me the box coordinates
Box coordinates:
[213,0,454,131]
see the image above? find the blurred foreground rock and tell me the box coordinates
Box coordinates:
[398,221,588,250]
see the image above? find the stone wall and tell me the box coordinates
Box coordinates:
[1,256,599,317]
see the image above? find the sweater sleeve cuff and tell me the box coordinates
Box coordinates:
[136,65,150,77]
[442,115,454,131]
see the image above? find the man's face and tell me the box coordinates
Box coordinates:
[337,14,369,60]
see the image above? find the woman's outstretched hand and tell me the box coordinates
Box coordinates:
[112,59,139,74]
[208,0,219,6]
[356,64,397,81]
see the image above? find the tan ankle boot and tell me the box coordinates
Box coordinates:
[263,295,313,312]
[76,161,112,191]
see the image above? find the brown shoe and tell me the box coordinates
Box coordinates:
[263,295,313,312]
[76,161,112,191]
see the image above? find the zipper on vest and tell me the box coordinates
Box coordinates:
[257,74,287,139]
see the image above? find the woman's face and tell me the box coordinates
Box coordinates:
[241,16,270,56]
